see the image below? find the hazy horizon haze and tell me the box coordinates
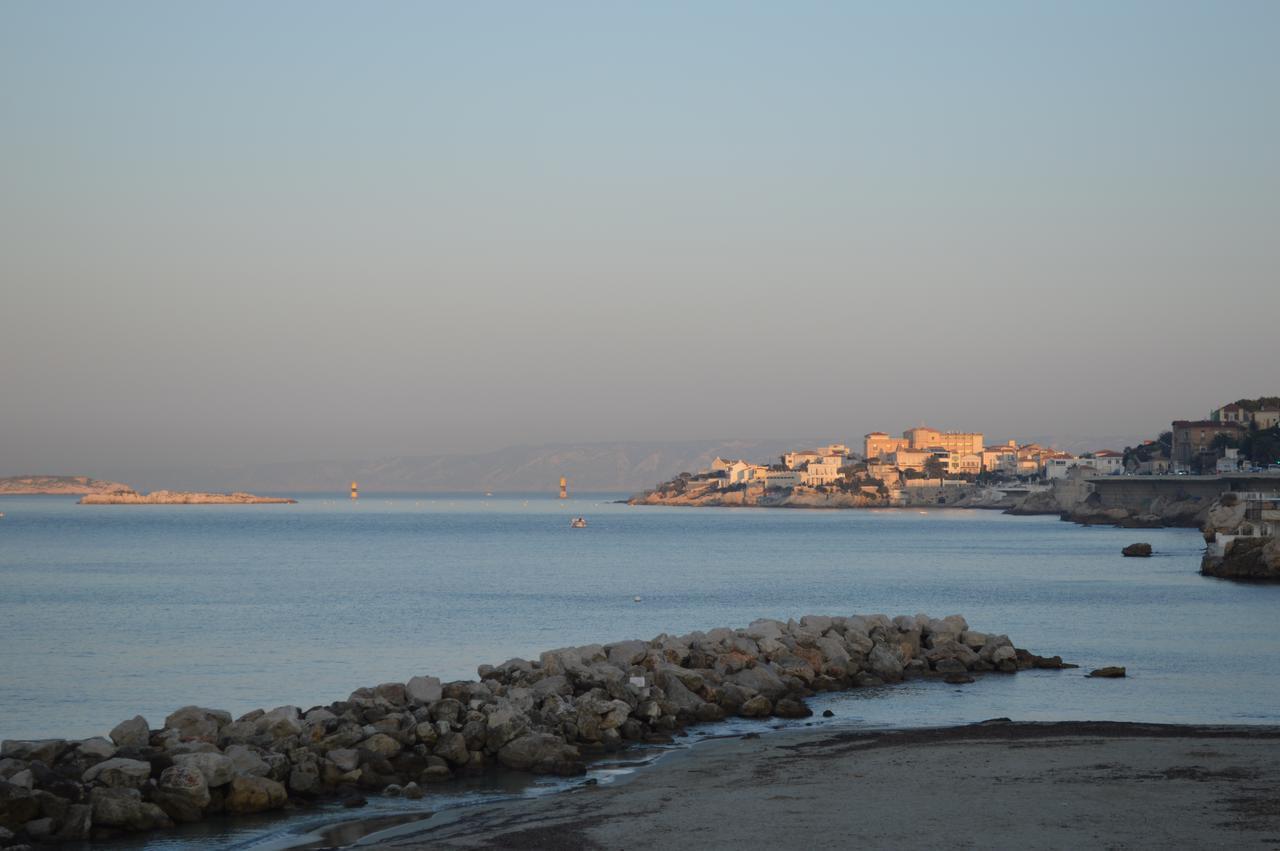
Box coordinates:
[3,1,1278,476]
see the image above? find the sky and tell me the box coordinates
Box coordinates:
[2,1,1278,475]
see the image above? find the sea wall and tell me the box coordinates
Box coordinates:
[0,613,1063,845]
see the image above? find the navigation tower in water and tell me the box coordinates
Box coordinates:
[350,481,358,500]
[559,477,568,499]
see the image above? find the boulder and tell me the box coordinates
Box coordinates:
[360,733,402,758]
[738,695,772,718]
[54,803,92,841]
[0,740,70,765]
[89,787,171,831]
[657,673,707,718]
[1089,666,1127,678]
[82,758,151,789]
[25,813,54,839]
[109,717,151,749]
[1122,543,1153,557]
[484,707,529,752]
[867,645,904,682]
[772,697,813,719]
[406,676,443,705]
[172,752,235,787]
[497,734,583,776]
[605,640,650,668]
[287,760,320,795]
[224,776,287,814]
[726,665,788,701]
[224,745,270,777]
[433,732,470,766]
[256,706,302,738]
[745,619,785,641]
[373,683,408,706]
[327,748,360,773]
[163,707,230,742]
[420,756,452,783]
[76,737,117,762]
[154,765,210,822]
[0,782,40,831]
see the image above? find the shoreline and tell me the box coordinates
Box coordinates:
[368,719,1280,849]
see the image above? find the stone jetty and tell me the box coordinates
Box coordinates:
[0,614,1064,845]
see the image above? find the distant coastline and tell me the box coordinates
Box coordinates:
[78,489,296,505]
[0,475,295,504]
[0,475,132,496]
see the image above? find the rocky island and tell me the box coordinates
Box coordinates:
[0,476,133,496]
[78,489,296,505]
[0,612,1064,844]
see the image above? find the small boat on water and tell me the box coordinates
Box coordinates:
[570,517,588,528]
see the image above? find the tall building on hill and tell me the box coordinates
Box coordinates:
[903,427,984,456]
[1171,420,1247,468]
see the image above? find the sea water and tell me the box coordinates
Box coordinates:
[2,492,1278,743]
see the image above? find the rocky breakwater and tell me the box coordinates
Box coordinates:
[0,613,1064,846]
[78,489,296,505]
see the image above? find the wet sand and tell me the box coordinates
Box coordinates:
[371,721,1280,849]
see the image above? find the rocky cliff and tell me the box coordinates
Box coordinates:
[0,476,132,496]
[1006,474,1212,528]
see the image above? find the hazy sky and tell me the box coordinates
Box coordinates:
[3,1,1278,474]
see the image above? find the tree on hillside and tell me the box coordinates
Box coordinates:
[924,457,946,480]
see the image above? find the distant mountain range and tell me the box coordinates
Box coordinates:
[115,440,819,494]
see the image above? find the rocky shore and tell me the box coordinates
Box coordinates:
[78,490,295,505]
[629,485,881,508]
[0,613,1063,846]
[1008,480,1211,528]
[1201,536,1280,581]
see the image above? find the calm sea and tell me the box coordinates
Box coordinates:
[2,492,1277,745]
[6,492,1280,848]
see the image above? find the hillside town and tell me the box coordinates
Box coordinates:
[642,397,1280,509]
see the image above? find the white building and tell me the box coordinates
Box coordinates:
[760,470,802,489]
[802,460,842,486]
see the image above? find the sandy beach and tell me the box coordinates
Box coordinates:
[372,721,1280,849]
